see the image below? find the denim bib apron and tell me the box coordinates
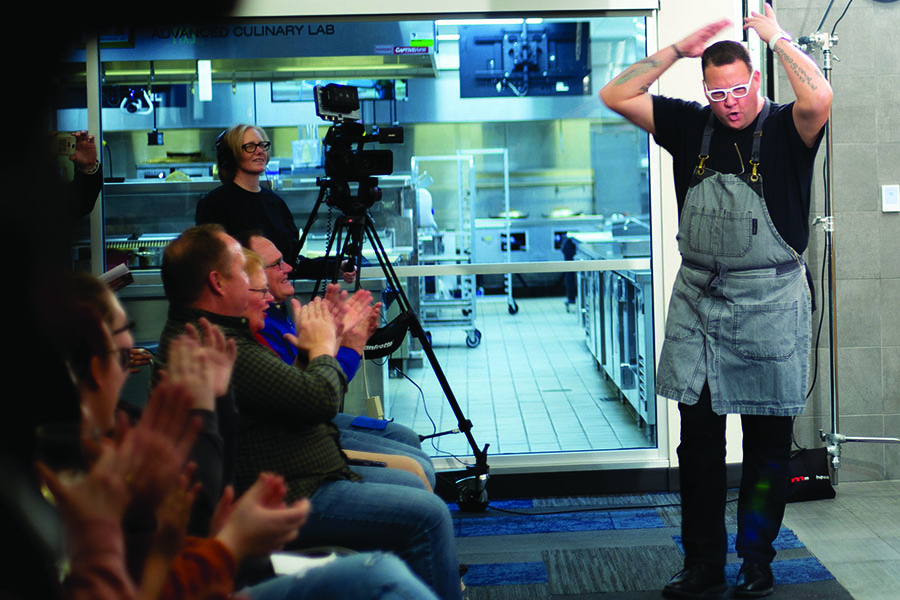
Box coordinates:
[656,101,811,416]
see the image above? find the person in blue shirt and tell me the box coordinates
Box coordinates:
[243,232,436,489]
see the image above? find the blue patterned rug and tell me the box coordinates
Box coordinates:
[452,493,852,599]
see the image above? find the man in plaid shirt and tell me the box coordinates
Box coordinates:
[155,224,461,600]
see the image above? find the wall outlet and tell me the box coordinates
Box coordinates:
[883,184,900,213]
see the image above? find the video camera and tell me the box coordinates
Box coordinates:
[314,83,404,214]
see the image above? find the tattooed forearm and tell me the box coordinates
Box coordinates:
[776,46,819,92]
[612,57,661,86]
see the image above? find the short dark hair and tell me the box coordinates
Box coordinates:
[233,228,265,249]
[701,40,754,77]
[162,223,230,307]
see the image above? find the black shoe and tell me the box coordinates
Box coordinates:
[734,561,774,598]
[662,564,727,599]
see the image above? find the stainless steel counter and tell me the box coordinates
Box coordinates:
[574,238,655,440]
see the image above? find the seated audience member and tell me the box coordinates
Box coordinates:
[50,271,439,600]
[47,272,305,599]
[242,248,432,491]
[239,231,436,488]
[156,224,462,600]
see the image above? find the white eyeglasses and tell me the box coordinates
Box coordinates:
[703,74,754,102]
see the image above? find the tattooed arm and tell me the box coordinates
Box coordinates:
[745,3,832,146]
[599,19,731,136]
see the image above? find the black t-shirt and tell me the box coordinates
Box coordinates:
[196,181,301,265]
[652,96,823,254]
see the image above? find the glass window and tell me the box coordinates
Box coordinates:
[59,13,658,468]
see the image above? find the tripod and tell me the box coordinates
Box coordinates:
[298,181,491,509]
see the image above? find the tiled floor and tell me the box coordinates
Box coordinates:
[386,296,653,459]
[783,479,900,600]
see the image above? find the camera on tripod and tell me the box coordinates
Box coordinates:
[314,83,404,214]
[302,85,490,502]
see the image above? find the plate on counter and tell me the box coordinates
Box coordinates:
[489,210,529,219]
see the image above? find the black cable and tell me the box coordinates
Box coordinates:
[104,143,114,179]
[805,149,831,403]
[815,0,837,33]
[319,204,334,296]
[392,365,471,467]
[807,229,830,400]
[794,229,829,452]
[831,0,854,36]
[444,471,740,516]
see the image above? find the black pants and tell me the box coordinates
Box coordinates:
[677,384,793,567]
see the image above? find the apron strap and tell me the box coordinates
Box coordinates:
[695,99,771,178]
[749,99,770,182]
[696,110,717,175]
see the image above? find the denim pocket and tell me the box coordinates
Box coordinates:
[732,301,798,361]
[685,206,753,257]
[664,281,701,342]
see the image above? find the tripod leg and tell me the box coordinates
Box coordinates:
[338,223,366,292]
[310,215,347,301]
[298,186,327,258]
[362,219,489,473]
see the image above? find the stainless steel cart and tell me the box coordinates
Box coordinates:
[411,154,481,347]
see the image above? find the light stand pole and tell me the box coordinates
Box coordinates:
[800,27,900,483]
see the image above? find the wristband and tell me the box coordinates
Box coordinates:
[671,44,685,59]
[768,32,793,53]
[78,159,101,175]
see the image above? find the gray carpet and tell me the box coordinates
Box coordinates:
[454,493,855,599]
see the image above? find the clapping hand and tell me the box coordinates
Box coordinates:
[184,318,237,398]
[39,380,200,531]
[213,473,310,564]
[113,381,202,522]
[286,296,338,360]
[341,300,382,356]
[165,334,214,411]
[321,283,372,347]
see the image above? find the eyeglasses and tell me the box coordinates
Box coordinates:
[107,347,132,370]
[703,74,754,102]
[264,257,285,270]
[107,321,136,369]
[241,141,271,154]
[249,286,271,298]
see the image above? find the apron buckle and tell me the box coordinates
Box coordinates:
[750,160,760,183]
[696,154,709,175]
